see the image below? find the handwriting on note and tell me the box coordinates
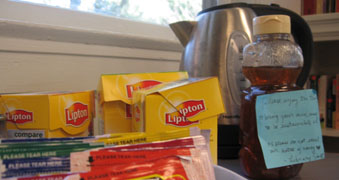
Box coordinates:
[256,89,325,169]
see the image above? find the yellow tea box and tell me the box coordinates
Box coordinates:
[132,77,225,163]
[0,91,95,138]
[97,72,188,134]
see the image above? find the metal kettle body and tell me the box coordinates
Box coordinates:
[171,5,256,125]
[170,3,313,126]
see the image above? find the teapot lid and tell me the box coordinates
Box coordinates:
[198,3,249,15]
[198,3,282,16]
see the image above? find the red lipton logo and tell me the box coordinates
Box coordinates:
[6,110,33,124]
[165,100,205,127]
[65,102,89,126]
[126,80,161,98]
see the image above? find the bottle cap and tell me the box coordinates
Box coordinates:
[253,15,291,35]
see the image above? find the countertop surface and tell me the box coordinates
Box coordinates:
[218,152,339,180]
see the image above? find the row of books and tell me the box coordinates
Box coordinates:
[306,74,339,129]
[302,0,339,15]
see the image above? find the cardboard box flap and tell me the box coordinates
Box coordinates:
[159,78,225,122]
[49,92,94,135]
[136,78,207,95]
[141,77,225,122]
[99,72,189,104]
[1,94,50,130]
[100,75,132,104]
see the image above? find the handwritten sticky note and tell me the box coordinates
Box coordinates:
[256,89,325,169]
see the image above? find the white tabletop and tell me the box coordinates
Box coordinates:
[217,152,339,180]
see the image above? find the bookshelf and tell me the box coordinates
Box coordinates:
[303,13,339,75]
[322,128,339,137]
[303,13,339,138]
[303,13,339,42]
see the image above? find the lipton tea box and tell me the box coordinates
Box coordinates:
[97,72,188,134]
[0,91,94,138]
[132,77,225,163]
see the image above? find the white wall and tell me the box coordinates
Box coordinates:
[0,37,181,93]
[0,1,183,93]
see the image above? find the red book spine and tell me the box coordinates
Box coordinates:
[326,77,335,128]
[303,0,317,15]
[335,74,339,129]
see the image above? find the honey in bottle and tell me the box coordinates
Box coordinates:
[239,15,304,179]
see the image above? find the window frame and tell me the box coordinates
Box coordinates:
[0,0,207,51]
[0,0,217,95]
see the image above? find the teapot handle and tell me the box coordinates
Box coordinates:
[250,4,314,87]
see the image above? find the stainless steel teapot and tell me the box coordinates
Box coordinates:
[170,3,313,126]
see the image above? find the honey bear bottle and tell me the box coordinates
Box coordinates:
[239,15,304,179]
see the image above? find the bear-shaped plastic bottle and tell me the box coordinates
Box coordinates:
[239,15,304,179]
